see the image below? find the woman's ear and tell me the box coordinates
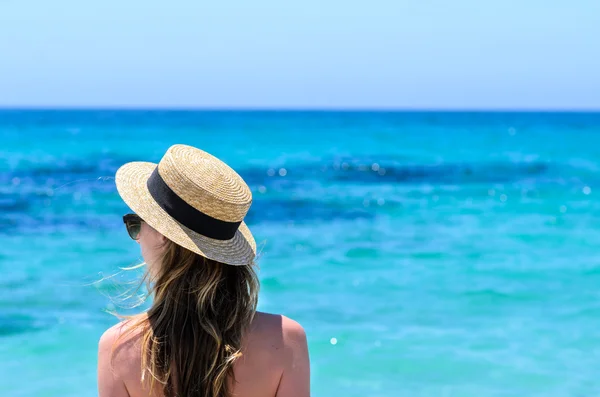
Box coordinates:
[156,232,169,249]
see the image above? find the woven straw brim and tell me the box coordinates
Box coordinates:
[115,162,256,266]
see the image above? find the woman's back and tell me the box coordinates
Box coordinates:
[99,312,310,397]
[98,145,310,397]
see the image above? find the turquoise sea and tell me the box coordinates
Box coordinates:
[2,110,600,397]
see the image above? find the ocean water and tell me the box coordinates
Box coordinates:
[1,110,600,397]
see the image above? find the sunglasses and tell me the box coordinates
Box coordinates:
[123,213,143,240]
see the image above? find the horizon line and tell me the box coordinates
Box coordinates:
[1,106,600,113]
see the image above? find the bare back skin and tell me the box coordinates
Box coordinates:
[98,312,310,397]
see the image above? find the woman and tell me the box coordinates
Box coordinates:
[98,144,310,397]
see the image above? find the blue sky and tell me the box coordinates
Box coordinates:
[0,1,598,109]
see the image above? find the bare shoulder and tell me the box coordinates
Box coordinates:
[247,313,310,397]
[98,319,143,376]
[251,311,305,334]
[249,312,308,354]
[100,319,141,349]
[98,319,146,397]
[99,321,128,347]
[280,314,307,340]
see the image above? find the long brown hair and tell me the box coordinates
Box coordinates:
[120,240,259,397]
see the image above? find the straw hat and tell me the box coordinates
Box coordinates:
[115,144,256,266]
